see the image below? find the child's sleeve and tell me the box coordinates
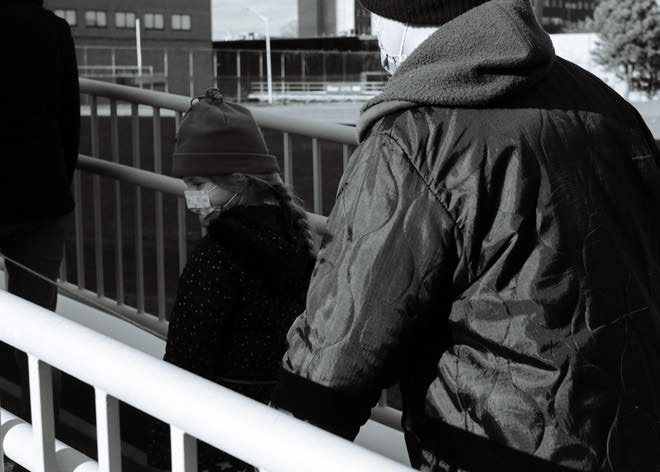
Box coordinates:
[163,245,234,381]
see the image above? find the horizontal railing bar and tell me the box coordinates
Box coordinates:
[77,154,329,231]
[77,155,186,196]
[79,78,357,145]
[57,282,168,340]
[0,293,412,472]
[0,408,97,472]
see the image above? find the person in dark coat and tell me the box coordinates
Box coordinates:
[0,0,79,424]
[147,90,316,472]
[271,0,660,471]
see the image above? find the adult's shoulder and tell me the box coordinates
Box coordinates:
[370,105,491,163]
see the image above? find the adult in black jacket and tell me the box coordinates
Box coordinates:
[0,0,79,423]
[272,0,660,471]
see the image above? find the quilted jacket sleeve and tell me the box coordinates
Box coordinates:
[273,130,458,439]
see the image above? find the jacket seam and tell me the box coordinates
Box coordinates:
[377,130,463,234]
[375,130,467,278]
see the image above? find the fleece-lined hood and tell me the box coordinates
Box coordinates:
[357,0,555,140]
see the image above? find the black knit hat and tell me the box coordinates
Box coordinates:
[359,0,491,25]
[172,89,280,178]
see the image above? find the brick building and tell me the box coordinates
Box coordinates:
[298,0,373,37]
[538,0,597,31]
[44,0,213,96]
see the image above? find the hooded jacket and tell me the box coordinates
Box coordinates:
[272,0,660,470]
[148,204,314,471]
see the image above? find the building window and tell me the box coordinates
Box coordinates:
[115,11,136,29]
[85,10,107,28]
[54,9,77,26]
[171,14,192,31]
[144,13,164,30]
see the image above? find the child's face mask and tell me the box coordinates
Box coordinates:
[184,185,239,218]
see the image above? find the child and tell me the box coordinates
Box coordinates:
[147,89,316,472]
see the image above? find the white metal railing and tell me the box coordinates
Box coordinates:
[67,154,327,340]
[249,80,387,95]
[0,291,412,472]
[79,65,154,79]
[70,78,357,334]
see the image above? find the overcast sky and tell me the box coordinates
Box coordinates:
[212,0,298,40]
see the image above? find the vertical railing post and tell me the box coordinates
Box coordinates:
[170,427,197,472]
[236,51,242,102]
[95,389,122,472]
[91,96,105,298]
[283,133,293,186]
[177,200,187,276]
[342,144,350,171]
[312,138,323,214]
[59,244,67,283]
[153,107,166,322]
[111,48,116,84]
[132,103,145,314]
[28,356,57,472]
[163,48,169,94]
[259,53,264,93]
[111,100,125,306]
[73,170,85,290]
[322,52,327,87]
[213,52,218,89]
[176,111,187,275]
[301,52,306,91]
[280,53,285,93]
[188,49,194,97]
[0,396,4,472]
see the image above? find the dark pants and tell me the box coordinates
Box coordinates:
[0,214,70,425]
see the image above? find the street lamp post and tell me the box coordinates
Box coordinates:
[135,18,143,88]
[246,8,273,104]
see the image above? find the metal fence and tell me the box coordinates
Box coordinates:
[68,78,357,337]
[0,291,411,472]
[215,49,383,102]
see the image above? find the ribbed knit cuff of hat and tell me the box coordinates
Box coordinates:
[359,0,491,25]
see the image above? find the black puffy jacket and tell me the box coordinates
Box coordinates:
[273,1,660,470]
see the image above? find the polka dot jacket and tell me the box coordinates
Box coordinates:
[147,204,315,471]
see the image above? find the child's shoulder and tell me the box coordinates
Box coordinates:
[185,236,238,273]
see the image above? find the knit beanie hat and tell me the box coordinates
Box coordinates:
[358,0,491,25]
[172,89,280,177]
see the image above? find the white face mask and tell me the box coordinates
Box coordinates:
[184,185,239,218]
[375,14,409,76]
[373,14,439,76]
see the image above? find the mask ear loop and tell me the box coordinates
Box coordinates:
[398,24,409,59]
[219,192,240,212]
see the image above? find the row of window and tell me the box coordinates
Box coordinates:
[53,9,192,31]
[544,0,595,9]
